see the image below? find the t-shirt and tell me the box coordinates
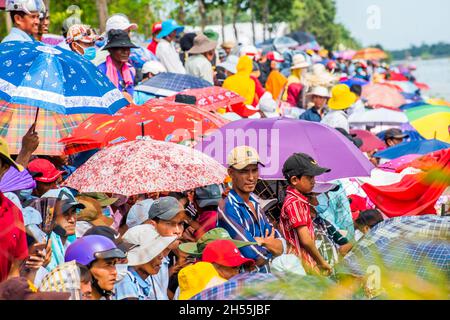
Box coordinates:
[114,267,159,300]
[0,192,28,282]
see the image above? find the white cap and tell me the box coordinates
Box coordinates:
[141,61,166,76]
[307,86,331,98]
[6,0,45,14]
[240,45,258,59]
[105,14,138,34]
[126,199,154,228]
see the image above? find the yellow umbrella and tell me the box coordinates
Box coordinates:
[405,105,450,143]
[426,98,450,107]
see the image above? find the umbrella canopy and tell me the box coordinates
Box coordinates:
[388,81,419,94]
[0,166,36,193]
[0,101,89,155]
[350,129,386,152]
[334,50,356,60]
[378,154,422,172]
[339,78,369,88]
[349,108,408,126]
[362,83,406,109]
[165,87,245,112]
[352,47,387,60]
[414,82,430,91]
[373,140,450,160]
[427,98,450,107]
[60,101,228,155]
[63,139,227,196]
[134,72,212,97]
[0,41,129,114]
[41,34,66,47]
[405,105,450,143]
[195,118,374,181]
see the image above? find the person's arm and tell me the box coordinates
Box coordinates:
[254,228,284,257]
[16,124,39,167]
[295,226,332,275]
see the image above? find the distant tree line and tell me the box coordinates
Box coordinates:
[390,42,450,60]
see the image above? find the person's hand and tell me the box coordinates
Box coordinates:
[182,226,196,242]
[318,261,333,276]
[43,240,52,268]
[21,123,39,154]
[23,242,47,270]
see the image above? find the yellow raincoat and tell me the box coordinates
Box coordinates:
[222,56,256,105]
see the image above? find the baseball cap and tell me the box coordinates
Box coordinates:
[28,158,65,183]
[152,21,162,34]
[179,227,257,257]
[105,14,138,34]
[126,199,154,228]
[384,128,409,140]
[147,196,184,221]
[84,225,135,253]
[0,138,23,171]
[202,239,255,267]
[282,153,330,180]
[194,184,222,208]
[227,146,265,170]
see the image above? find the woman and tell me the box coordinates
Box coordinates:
[97,29,138,96]
[222,55,256,106]
[66,24,101,61]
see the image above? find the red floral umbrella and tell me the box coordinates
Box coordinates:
[63,139,227,196]
[350,129,386,153]
[60,101,228,155]
[361,83,406,109]
[165,86,245,112]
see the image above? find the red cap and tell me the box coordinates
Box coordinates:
[266,51,284,62]
[348,194,369,221]
[152,22,162,34]
[28,159,65,183]
[202,239,255,267]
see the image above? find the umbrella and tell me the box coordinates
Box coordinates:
[129,46,158,69]
[352,48,387,60]
[339,78,369,88]
[0,101,89,155]
[362,83,406,109]
[399,102,428,111]
[63,139,227,196]
[427,98,450,107]
[0,166,36,193]
[41,34,66,47]
[195,118,374,181]
[336,215,450,283]
[350,129,386,152]
[388,81,419,94]
[349,108,408,126]
[60,101,228,155]
[373,140,450,160]
[414,82,430,91]
[405,105,450,143]
[134,72,212,97]
[165,87,245,112]
[378,154,422,172]
[334,50,356,60]
[0,41,129,115]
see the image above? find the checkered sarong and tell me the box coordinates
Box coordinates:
[39,260,82,300]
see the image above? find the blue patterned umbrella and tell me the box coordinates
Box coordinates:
[135,72,212,97]
[0,41,129,115]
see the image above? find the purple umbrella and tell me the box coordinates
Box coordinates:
[196,118,374,181]
[0,167,36,193]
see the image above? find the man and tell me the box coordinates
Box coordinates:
[35,6,49,41]
[300,86,330,122]
[155,19,186,74]
[185,33,217,84]
[147,21,162,55]
[221,41,235,58]
[321,84,357,133]
[384,128,409,147]
[27,158,65,198]
[218,146,286,273]
[66,24,101,61]
[2,0,44,43]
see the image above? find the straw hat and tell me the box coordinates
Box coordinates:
[303,63,339,87]
[291,54,310,69]
[188,33,217,54]
[221,41,235,49]
[328,84,357,110]
[307,86,331,98]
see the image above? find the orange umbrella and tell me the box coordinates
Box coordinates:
[352,48,387,60]
[362,83,406,109]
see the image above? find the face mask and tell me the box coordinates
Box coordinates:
[83,47,97,61]
[115,264,129,282]
[19,188,33,199]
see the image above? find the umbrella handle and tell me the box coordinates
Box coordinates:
[33,108,40,133]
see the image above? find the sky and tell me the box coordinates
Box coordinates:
[335,0,450,50]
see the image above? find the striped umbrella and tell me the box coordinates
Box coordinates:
[405,105,450,143]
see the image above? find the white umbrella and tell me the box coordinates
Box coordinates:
[349,108,408,126]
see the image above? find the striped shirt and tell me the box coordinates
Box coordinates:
[279,186,317,271]
[217,189,286,273]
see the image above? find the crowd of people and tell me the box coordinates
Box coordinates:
[0,0,448,301]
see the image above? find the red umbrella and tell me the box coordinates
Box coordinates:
[350,129,386,153]
[414,82,430,91]
[60,101,228,155]
[361,83,406,109]
[388,72,408,81]
[165,86,245,112]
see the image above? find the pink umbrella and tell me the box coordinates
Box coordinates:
[362,83,406,109]
[63,139,227,196]
[350,129,386,153]
[378,154,422,172]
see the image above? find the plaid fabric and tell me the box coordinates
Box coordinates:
[39,260,82,300]
[137,72,212,96]
[0,102,89,155]
[313,216,348,268]
[337,215,450,281]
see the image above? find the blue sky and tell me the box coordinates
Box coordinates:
[335,0,450,50]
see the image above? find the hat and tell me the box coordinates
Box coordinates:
[66,24,101,44]
[188,33,217,54]
[194,185,222,208]
[40,188,85,214]
[0,277,70,300]
[240,45,258,59]
[157,19,184,39]
[384,128,409,140]
[102,29,138,50]
[179,32,196,52]
[151,21,162,34]
[79,192,118,207]
[227,146,264,170]
[266,51,284,62]
[217,55,239,74]
[307,86,331,98]
[123,224,177,266]
[83,225,136,253]
[147,196,184,221]
[328,84,357,110]
[75,196,114,227]
[28,158,64,183]
[105,14,138,33]
[291,54,310,69]
[282,153,330,180]
[0,138,22,171]
[221,41,235,50]
[126,199,154,228]
[203,29,219,41]
[141,60,166,76]
[179,227,257,257]
[178,262,226,300]
[202,239,255,267]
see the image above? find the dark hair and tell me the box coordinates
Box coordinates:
[77,263,92,283]
[10,11,27,24]
[355,209,384,229]
[350,84,362,97]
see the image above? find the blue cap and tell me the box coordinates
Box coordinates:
[157,19,184,39]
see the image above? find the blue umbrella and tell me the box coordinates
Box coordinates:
[340,78,369,87]
[399,101,427,111]
[0,41,129,115]
[377,125,425,142]
[374,139,450,159]
[134,72,212,97]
